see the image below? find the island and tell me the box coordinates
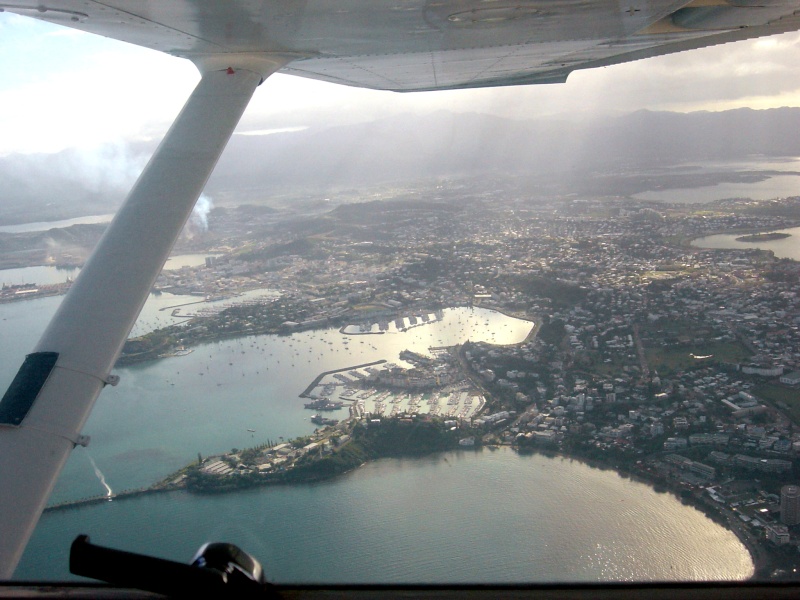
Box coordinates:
[735,232,791,242]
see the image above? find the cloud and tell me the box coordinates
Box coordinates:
[0,12,196,155]
[62,143,149,193]
[579,31,800,112]
[234,126,309,136]
[2,11,800,157]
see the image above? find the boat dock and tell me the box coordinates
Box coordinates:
[299,360,387,398]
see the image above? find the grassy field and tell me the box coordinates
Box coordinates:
[641,317,714,339]
[646,342,750,374]
[753,383,800,424]
[584,353,638,377]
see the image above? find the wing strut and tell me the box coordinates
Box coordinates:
[0,54,293,577]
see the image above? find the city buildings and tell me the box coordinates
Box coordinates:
[780,485,800,526]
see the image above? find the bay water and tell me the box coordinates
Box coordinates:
[633,158,800,204]
[692,226,800,260]
[0,267,753,582]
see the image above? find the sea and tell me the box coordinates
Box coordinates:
[1,263,753,583]
[633,158,800,204]
[0,214,114,234]
[692,226,800,260]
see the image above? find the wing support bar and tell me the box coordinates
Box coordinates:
[0,55,292,577]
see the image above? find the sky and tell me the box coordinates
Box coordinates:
[1,9,800,157]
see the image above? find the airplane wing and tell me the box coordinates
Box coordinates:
[3,0,800,580]
[5,0,800,92]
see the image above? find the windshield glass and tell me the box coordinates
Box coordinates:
[2,8,800,584]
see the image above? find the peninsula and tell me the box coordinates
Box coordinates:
[21,187,800,582]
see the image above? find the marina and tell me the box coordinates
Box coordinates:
[341,310,443,335]
[0,265,754,584]
[300,354,486,421]
[299,360,387,398]
[6,304,531,505]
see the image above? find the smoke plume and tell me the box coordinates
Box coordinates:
[190,194,214,232]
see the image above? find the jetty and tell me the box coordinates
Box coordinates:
[299,360,386,398]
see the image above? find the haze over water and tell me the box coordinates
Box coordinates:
[633,158,800,204]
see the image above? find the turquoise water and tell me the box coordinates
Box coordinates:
[0,274,753,583]
[46,305,531,501]
[0,290,533,503]
[16,449,752,582]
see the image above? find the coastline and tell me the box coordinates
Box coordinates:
[689,226,799,249]
[38,305,769,580]
[469,304,539,345]
[513,445,767,580]
[43,436,767,580]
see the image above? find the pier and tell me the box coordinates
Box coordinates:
[299,360,387,398]
[43,486,171,513]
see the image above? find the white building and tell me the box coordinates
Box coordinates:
[780,371,800,386]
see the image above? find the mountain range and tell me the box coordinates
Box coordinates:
[2,106,800,224]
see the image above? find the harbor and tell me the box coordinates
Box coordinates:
[299,360,387,398]
[299,347,486,421]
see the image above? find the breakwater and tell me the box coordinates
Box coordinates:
[298,360,386,398]
[44,486,171,513]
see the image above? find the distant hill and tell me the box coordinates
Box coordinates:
[207,106,800,194]
[591,107,800,164]
[3,106,800,224]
